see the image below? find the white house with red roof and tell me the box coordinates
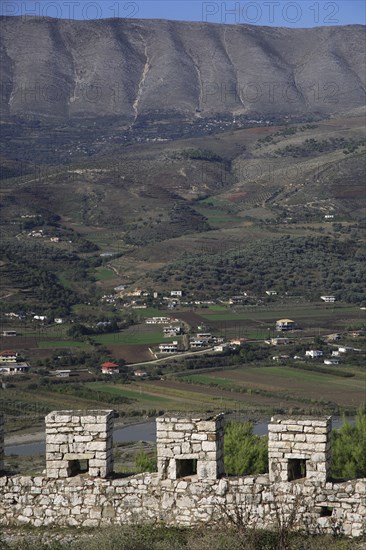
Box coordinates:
[101,362,120,375]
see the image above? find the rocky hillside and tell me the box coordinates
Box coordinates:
[0,17,365,121]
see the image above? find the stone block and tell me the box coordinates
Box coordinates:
[64,453,94,460]
[268,424,287,432]
[306,434,327,443]
[175,423,194,431]
[202,441,217,452]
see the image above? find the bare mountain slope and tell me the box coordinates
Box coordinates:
[0,17,365,120]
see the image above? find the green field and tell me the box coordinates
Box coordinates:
[87,383,174,404]
[195,206,242,227]
[94,267,116,281]
[38,340,90,349]
[200,304,360,323]
[57,272,74,290]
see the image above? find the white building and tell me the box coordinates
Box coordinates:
[0,351,19,363]
[305,350,324,359]
[321,296,336,303]
[190,340,207,349]
[0,363,30,375]
[276,319,295,331]
[159,341,179,353]
[146,317,171,324]
[163,326,183,336]
[269,338,290,346]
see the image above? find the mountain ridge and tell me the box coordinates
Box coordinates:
[1,17,365,121]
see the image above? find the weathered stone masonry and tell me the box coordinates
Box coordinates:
[45,411,114,479]
[0,411,364,537]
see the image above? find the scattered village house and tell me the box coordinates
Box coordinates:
[230,337,247,346]
[0,363,30,375]
[276,319,295,331]
[33,315,47,321]
[196,332,212,341]
[146,317,172,325]
[214,343,229,352]
[321,295,336,303]
[189,339,207,349]
[324,358,340,365]
[305,350,324,359]
[267,337,290,346]
[101,362,120,374]
[163,325,183,336]
[159,341,179,353]
[229,295,247,305]
[0,351,19,363]
[0,351,30,375]
[54,370,72,378]
[326,333,341,341]
[134,370,147,378]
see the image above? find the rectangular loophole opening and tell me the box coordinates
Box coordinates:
[320,506,333,517]
[288,458,307,481]
[68,459,89,476]
[176,459,197,478]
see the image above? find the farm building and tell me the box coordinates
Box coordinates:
[54,370,71,378]
[275,319,295,331]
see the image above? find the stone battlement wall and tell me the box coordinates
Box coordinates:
[0,411,364,537]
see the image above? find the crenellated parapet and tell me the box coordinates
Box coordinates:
[0,411,364,537]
